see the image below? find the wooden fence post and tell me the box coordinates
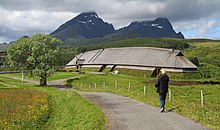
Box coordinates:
[115,80,117,88]
[144,86,146,95]
[201,90,204,108]
[95,83,96,89]
[21,71,24,83]
[169,89,172,102]
[103,81,105,87]
[128,83,131,92]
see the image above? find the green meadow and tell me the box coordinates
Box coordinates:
[1,70,220,130]
[0,75,106,130]
[190,41,220,47]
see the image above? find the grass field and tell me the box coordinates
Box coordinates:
[190,41,220,47]
[68,73,220,130]
[0,89,49,129]
[0,75,106,130]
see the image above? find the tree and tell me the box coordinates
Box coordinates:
[5,33,62,86]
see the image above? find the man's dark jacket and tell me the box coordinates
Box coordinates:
[155,74,169,94]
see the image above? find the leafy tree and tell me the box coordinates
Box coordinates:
[5,33,62,86]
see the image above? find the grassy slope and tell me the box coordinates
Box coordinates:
[69,73,220,130]
[191,42,220,47]
[75,37,188,53]
[182,40,220,80]
[38,87,106,130]
[0,75,106,130]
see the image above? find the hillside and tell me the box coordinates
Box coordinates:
[183,41,220,79]
[75,37,189,53]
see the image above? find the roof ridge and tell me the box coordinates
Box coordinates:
[105,47,180,52]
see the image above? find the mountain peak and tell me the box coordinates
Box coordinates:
[80,11,98,18]
[154,17,171,26]
[117,17,184,39]
[51,11,115,40]
[73,11,100,23]
[154,17,169,21]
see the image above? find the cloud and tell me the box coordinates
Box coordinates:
[0,0,220,42]
[173,18,220,39]
[2,0,220,20]
[0,8,76,31]
[0,7,77,42]
[195,20,220,39]
[0,25,26,42]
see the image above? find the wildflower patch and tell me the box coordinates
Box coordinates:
[0,89,49,129]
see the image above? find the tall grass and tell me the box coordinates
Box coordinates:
[0,89,49,129]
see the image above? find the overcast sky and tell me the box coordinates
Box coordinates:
[0,0,220,43]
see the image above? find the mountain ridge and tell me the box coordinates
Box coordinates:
[117,17,184,39]
[51,12,184,45]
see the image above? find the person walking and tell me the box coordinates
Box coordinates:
[155,69,169,113]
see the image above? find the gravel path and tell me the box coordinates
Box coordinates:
[2,75,39,84]
[80,92,208,130]
[3,75,209,130]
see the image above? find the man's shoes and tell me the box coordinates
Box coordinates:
[160,108,164,113]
